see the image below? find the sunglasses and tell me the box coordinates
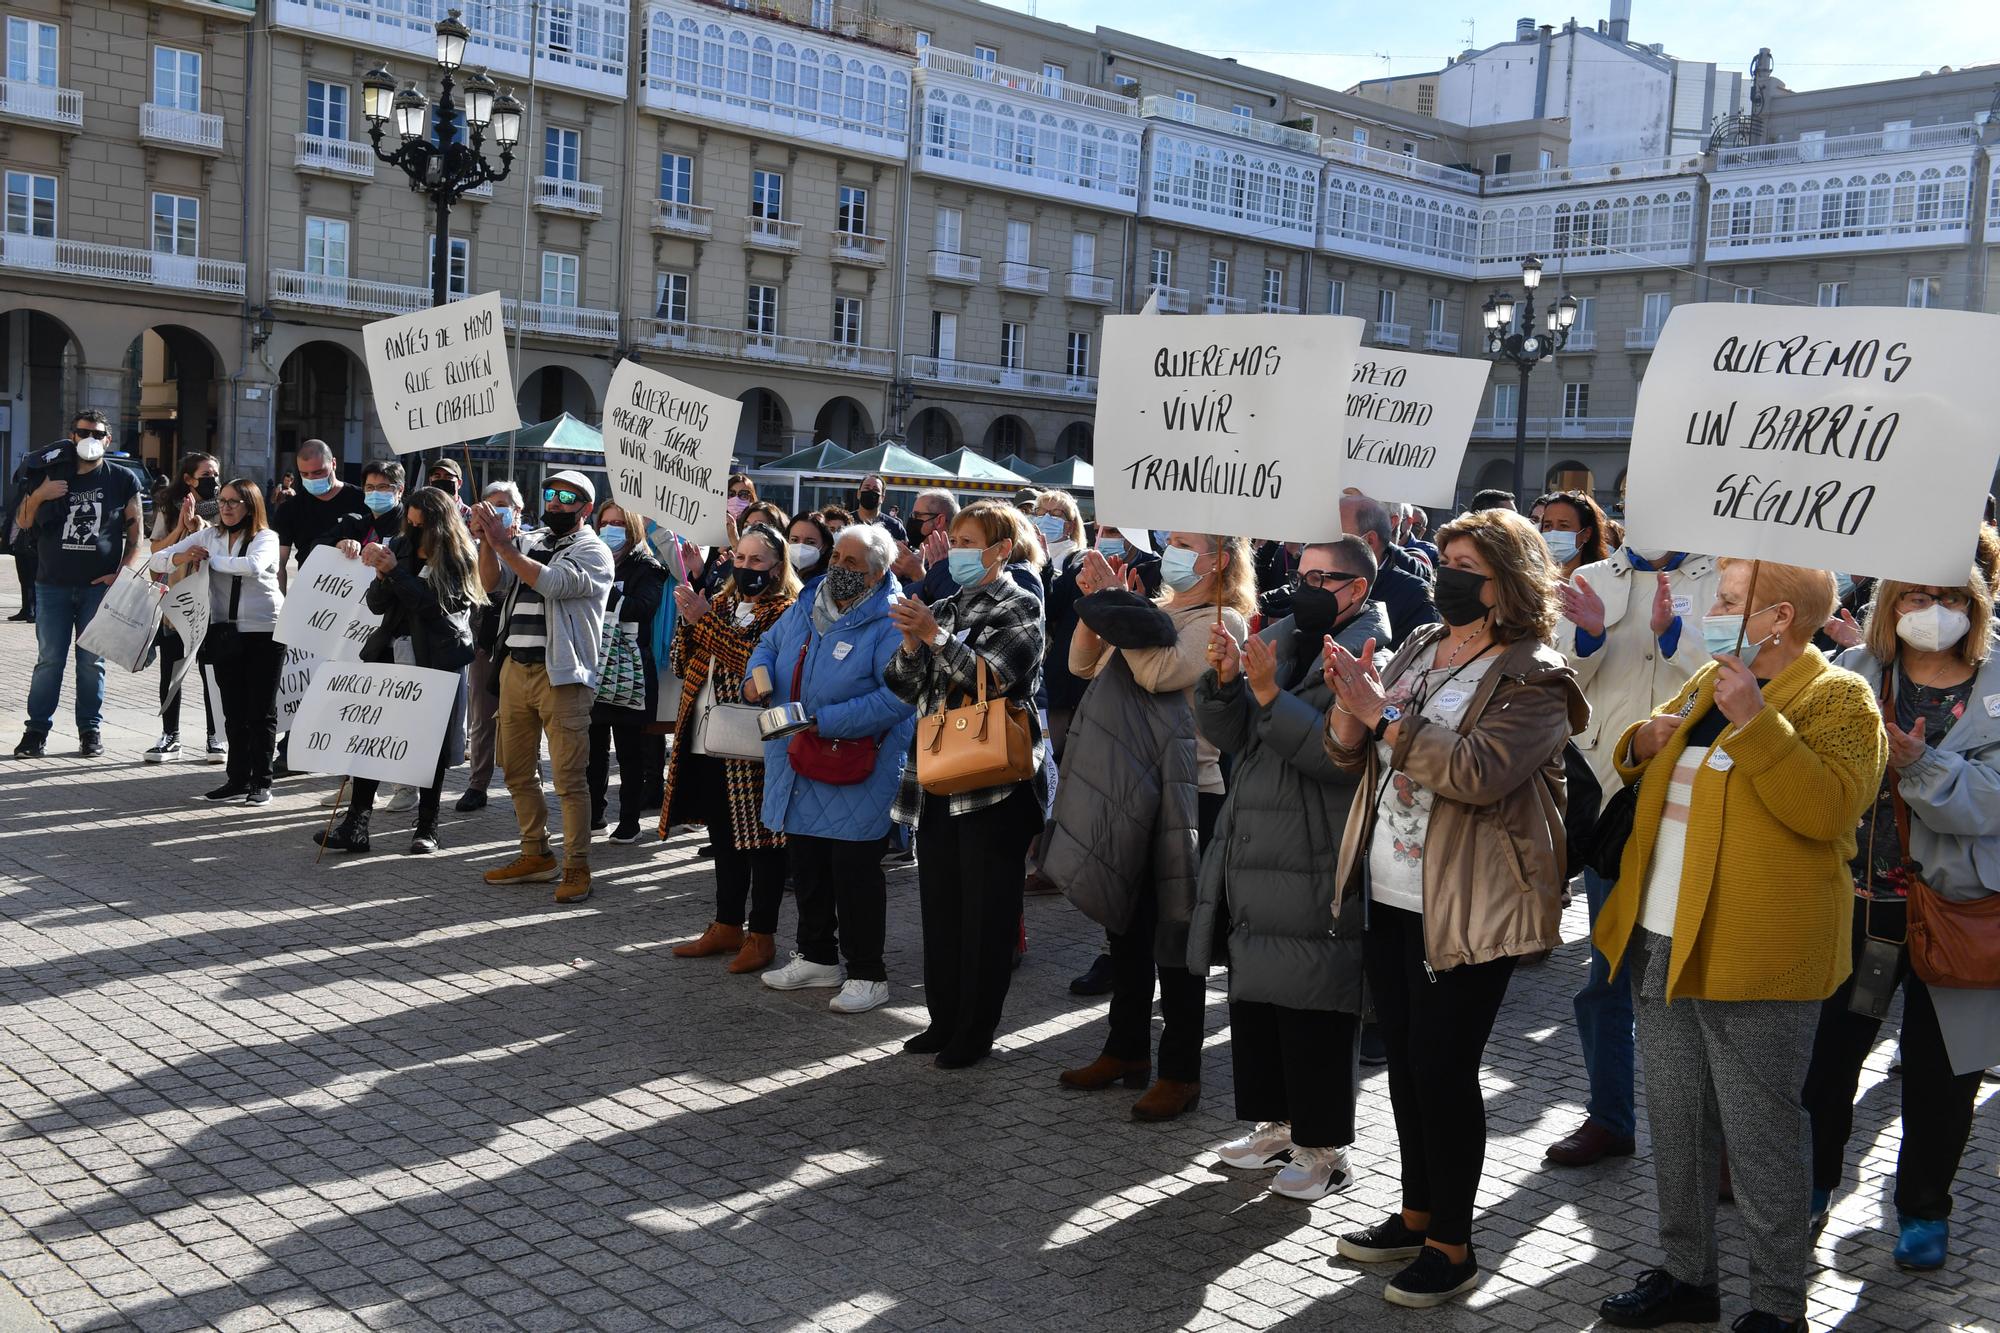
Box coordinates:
[74,427,109,439]
[543,487,583,506]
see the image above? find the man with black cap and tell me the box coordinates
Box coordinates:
[470,469,614,904]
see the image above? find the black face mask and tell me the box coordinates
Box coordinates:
[734,565,774,598]
[543,509,580,538]
[194,477,218,501]
[1433,567,1492,627]
[1289,582,1348,638]
[857,489,880,511]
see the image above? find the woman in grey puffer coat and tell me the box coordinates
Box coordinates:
[1189,537,1387,1201]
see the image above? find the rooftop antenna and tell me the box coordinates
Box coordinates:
[1462,18,1475,48]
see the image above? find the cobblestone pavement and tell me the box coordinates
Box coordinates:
[0,590,1991,1333]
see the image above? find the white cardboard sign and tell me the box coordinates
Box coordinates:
[288,661,458,787]
[1624,304,2000,585]
[1093,313,1365,543]
[1342,350,1490,508]
[362,291,521,455]
[603,359,742,547]
[275,644,319,730]
[159,575,209,710]
[273,546,380,660]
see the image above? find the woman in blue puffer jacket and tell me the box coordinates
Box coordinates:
[745,522,916,1017]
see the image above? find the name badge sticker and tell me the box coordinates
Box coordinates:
[1985,693,2000,719]
[1671,595,1695,617]
[832,640,854,661]
[1433,687,1471,714]
[1707,749,1735,772]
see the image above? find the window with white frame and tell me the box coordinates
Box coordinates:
[655,271,689,322]
[930,310,956,360]
[1042,62,1064,83]
[1563,382,1590,420]
[659,152,693,204]
[809,0,833,29]
[1641,291,1672,331]
[832,295,862,346]
[1732,286,1758,303]
[1005,219,1031,264]
[1071,232,1095,274]
[428,237,469,297]
[1572,295,1594,329]
[1065,330,1091,378]
[972,44,997,70]
[1207,258,1228,299]
[1149,247,1172,289]
[1817,281,1846,307]
[1492,152,1512,175]
[306,81,348,140]
[934,206,962,252]
[1427,296,1446,332]
[6,19,58,87]
[304,216,348,276]
[3,171,55,237]
[751,168,784,220]
[1492,381,1518,421]
[1538,149,1555,170]
[1174,89,1196,106]
[746,283,778,336]
[1000,321,1024,370]
[153,46,201,111]
[1263,267,1283,308]
[541,251,579,307]
[1376,288,1396,325]
[913,30,930,49]
[543,126,580,180]
[838,184,868,235]
[1326,279,1344,315]
[1231,102,1252,122]
[1907,275,1942,308]
[1351,128,1367,145]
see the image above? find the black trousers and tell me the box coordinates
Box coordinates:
[209,631,281,788]
[1364,901,1517,1247]
[349,744,450,823]
[13,543,35,612]
[685,752,785,934]
[1803,898,1983,1221]
[586,720,649,828]
[791,832,887,981]
[158,630,216,740]
[1104,790,1223,1083]
[917,783,1041,1054]
[1230,1001,1360,1148]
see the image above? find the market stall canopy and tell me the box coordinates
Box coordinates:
[928,448,1034,485]
[478,412,602,456]
[765,440,857,472]
[1030,457,1094,489]
[831,442,955,481]
[994,453,1038,478]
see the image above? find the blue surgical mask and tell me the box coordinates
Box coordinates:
[303,475,333,497]
[1160,545,1204,593]
[1033,514,1068,544]
[947,548,989,588]
[1834,572,1855,601]
[363,490,397,514]
[1098,538,1125,560]
[601,527,627,553]
[1542,530,1578,564]
[1701,608,1776,668]
[492,507,514,530]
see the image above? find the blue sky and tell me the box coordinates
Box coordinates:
[997,1,1995,94]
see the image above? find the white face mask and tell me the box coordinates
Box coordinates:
[73,440,105,463]
[1896,603,1972,654]
[788,541,820,570]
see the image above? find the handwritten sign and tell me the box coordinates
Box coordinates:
[275,645,319,730]
[160,576,210,710]
[1624,305,2000,585]
[273,546,380,660]
[362,291,521,454]
[602,359,741,546]
[1341,351,1489,508]
[288,661,458,788]
[1094,313,1364,542]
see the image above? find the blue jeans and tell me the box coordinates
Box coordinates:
[26,581,110,736]
[1573,865,1636,1137]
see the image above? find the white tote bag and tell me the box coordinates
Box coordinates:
[77,568,168,673]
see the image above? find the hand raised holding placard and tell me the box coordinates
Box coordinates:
[1711,653,1766,727]
[1207,622,1242,683]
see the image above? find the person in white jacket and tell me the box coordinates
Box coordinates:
[1544,545,1721,1170]
[148,479,286,804]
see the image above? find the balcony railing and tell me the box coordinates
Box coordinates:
[651,199,714,237]
[0,235,242,295]
[535,176,604,215]
[1484,153,1707,192]
[294,133,375,179]
[510,299,618,340]
[1261,301,1299,315]
[831,231,889,265]
[999,261,1050,293]
[1561,328,1598,352]
[0,78,81,129]
[1146,283,1188,313]
[747,215,803,250]
[919,49,1137,117]
[1714,121,1979,170]
[140,103,225,153]
[1625,326,1663,350]
[1140,95,1319,155]
[1371,321,1412,347]
[1473,415,1635,439]
[1322,137,1481,192]
[928,249,981,282]
[635,319,894,375]
[1066,271,1115,303]
[1203,295,1248,314]
[906,355,1096,399]
[1422,329,1459,353]
[271,269,430,316]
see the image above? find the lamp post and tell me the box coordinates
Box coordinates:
[361,10,524,314]
[1481,256,1577,502]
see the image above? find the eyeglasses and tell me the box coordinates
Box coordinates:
[1288,571,1360,592]
[217,497,246,508]
[543,487,583,506]
[74,427,109,439]
[1898,589,1971,612]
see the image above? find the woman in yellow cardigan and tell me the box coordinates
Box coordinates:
[1593,558,1885,1333]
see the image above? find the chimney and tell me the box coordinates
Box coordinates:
[1516,17,1536,41]
[1609,0,1631,44]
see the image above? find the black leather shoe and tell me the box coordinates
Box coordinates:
[1599,1269,1723,1328]
[455,788,488,812]
[1069,953,1115,996]
[1730,1314,1802,1333]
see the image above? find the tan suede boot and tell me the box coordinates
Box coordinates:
[673,921,744,958]
[726,932,776,974]
[1131,1078,1201,1122]
[1057,1054,1151,1091]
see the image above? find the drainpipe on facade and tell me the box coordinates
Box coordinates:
[227,14,260,484]
[505,0,542,489]
[890,140,913,441]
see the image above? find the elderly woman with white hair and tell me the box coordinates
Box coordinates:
[745,523,917,1016]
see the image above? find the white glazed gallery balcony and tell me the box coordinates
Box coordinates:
[140,103,225,153]
[294,132,375,179]
[1065,271,1114,303]
[928,250,981,283]
[746,216,803,251]
[535,177,604,216]
[999,261,1050,293]
[272,0,628,99]
[636,319,894,376]
[650,199,714,237]
[905,354,1095,399]
[1713,121,1979,170]
[0,235,241,295]
[919,49,1136,117]
[0,77,81,129]
[1140,95,1318,156]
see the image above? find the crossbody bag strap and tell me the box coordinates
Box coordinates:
[221,534,245,624]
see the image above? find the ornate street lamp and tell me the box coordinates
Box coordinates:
[1483,256,1578,500]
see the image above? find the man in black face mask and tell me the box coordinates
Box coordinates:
[853,473,907,544]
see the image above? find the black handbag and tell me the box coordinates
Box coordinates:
[1585,690,1698,880]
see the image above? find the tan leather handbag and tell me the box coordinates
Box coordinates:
[916,655,1035,797]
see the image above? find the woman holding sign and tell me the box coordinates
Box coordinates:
[586,500,669,844]
[147,479,286,803]
[1805,569,2000,1273]
[1321,508,1583,1309]
[1592,560,1884,1333]
[316,488,483,855]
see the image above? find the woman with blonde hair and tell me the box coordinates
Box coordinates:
[1595,558,1885,1333]
[1322,508,1584,1309]
[1805,562,2000,1272]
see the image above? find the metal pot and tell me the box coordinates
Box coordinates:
[758,701,812,741]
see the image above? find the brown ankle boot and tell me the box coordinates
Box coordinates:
[672,921,744,958]
[1057,1054,1151,1091]
[1131,1078,1200,1122]
[726,932,775,974]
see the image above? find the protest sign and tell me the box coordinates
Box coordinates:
[602,359,741,546]
[275,645,319,731]
[1624,305,2000,585]
[273,545,380,661]
[288,661,458,788]
[362,291,521,455]
[1342,351,1488,508]
[1093,313,1364,543]
[160,575,210,710]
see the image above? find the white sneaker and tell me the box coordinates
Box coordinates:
[1216,1121,1294,1171]
[762,953,845,991]
[828,979,889,1014]
[1272,1145,1353,1201]
[206,737,227,763]
[143,734,181,764]
[384,784,418,812]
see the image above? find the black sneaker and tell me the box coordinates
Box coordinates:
[590,814,609,832]
[1069,954,1115,997]
[12,732,46,759]
[78,731,104,758]
[1383,1243,1479,1309]
[455,788,488,813]
[244,787,273,806]
[1336,1213,1428,1264]
[203,782,251,802]
[1599,1269,1723,1328]
[608,823,643,845]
